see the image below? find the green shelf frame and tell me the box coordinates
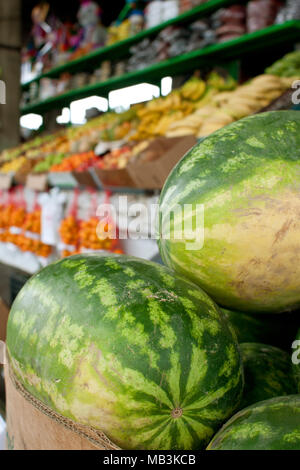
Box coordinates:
[21,20,300,116]
[21,0,245,90]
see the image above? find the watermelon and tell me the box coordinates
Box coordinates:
[239,343,297,409]
[6,254,243,451]
[207,395,300,450]
[159,111,300,313]
[222,308,300,349]
[292,329,300,392]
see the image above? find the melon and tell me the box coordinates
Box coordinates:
[6,254,243,450]
[239,343,297,409]
[207,395,300,450]
[159,111,300,313]
[222,308,300,349]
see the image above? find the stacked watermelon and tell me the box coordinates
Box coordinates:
[207,396,300,450]
[239,343,297,409]
[7,254,243,450]
[158,110,300,450]
[6,111,300,450]
[159,111,300,313]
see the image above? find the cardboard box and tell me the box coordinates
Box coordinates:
[72,170,98,189]
[5,364,120,450]
[94,136,196,190]
[0,298,9,342]
[128,135,197,190]
[26,173,48,192]
[0,173,13,190]
[94,166,136,188]
[14,159,38,186]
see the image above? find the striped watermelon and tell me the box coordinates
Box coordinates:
[222,308,300,350]
[207,395,300,450]
[293,329,300,392]
[6,254,243,450]
[239,343,297,409]
[159,111,300,313]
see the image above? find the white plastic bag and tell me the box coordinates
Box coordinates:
[39,189,66,246]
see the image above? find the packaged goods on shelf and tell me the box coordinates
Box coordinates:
[22,0,206,81]
[276,0,300,22]
[145,1,164,29]
[180,0,208,13]
[22,6,291,106]
[213,4,247,42]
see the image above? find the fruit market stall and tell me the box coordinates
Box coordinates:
[3,111,300,451]
[1,48,300,276]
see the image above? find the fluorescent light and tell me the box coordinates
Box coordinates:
[20,113,43,130]
[109,83,160,110]
[70,96,109,125]
[57,107,71,124]
[161,77,173,96]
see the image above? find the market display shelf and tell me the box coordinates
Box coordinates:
[20,20,300,116]
[21,0,244,90]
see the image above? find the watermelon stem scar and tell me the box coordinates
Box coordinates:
[172,408,183,419]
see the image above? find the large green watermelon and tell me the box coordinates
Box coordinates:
[6,254,243,450]
[292,329,300,392]
[222,308,300,349]
[207,395,300,450]
[159,111,300,313]
[239,343,297,409]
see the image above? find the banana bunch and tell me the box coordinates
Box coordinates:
[196,74,291,137]
[197,110,234,137]
[223,75,287,120]
[180,78,206,102]
[132,73,291,141]
[130,90,195,141]
[166,114,204,137]
[0,156,27,173]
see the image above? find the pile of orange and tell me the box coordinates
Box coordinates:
[59,215,79,245]
[23,209,41,234]
[78,217,122,253]
[0,231,51,258]
[50,151,96,172]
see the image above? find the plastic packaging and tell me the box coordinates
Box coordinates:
[129,10,144,36]
[247,0,282,33]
